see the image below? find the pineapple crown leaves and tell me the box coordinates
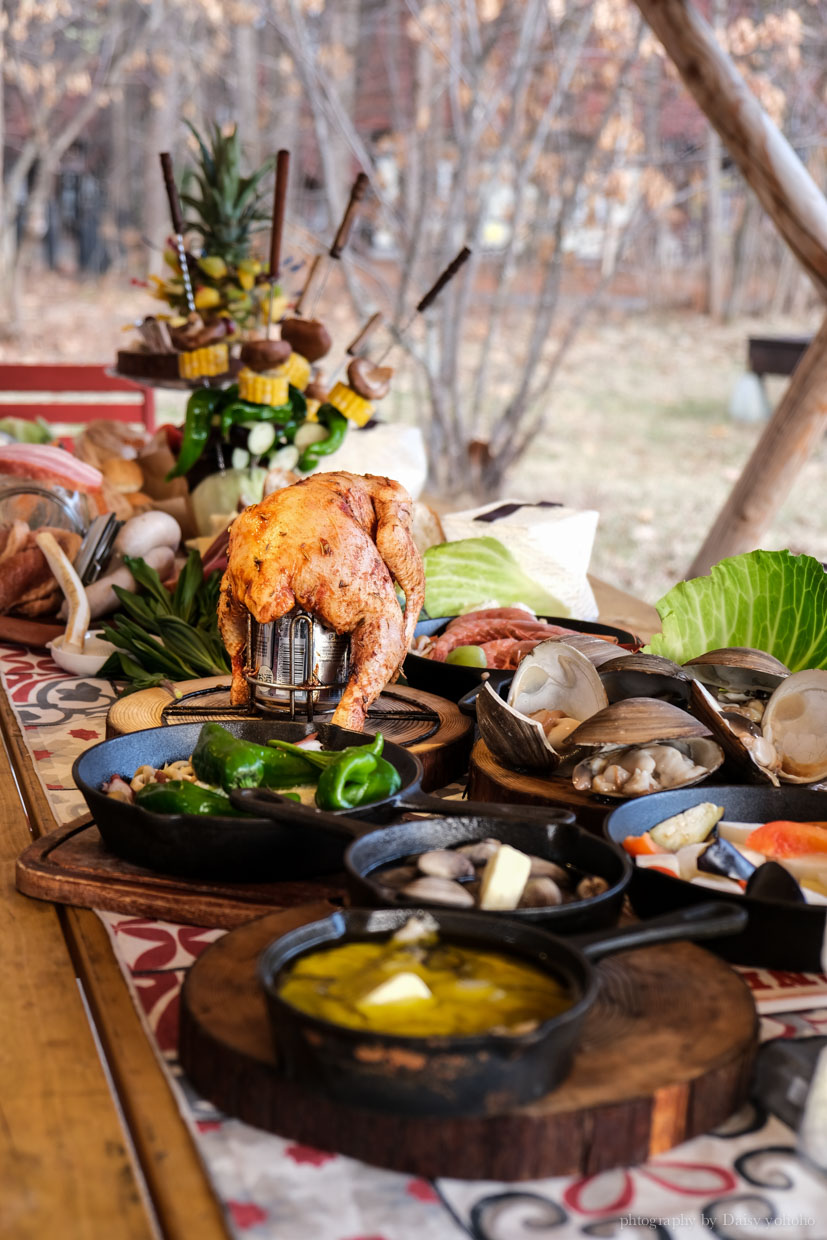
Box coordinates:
[180,120,276,262]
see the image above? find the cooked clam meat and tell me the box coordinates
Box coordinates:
[574,742,710,796]
[530,708,582,748]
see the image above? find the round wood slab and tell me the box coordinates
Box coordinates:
[179,904,757,1181]
[468,738,612,831]
[107,677,472,792]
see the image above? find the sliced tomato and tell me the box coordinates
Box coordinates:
[745,820,827,859]
[622,831,662,856]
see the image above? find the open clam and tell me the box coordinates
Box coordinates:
[476,641,609,771]
[569,697,723,798]
[762,669,827,783]
[684,648,788,702]
[599,653,690,705]
[689,667,827,786]
[548,633,632,669]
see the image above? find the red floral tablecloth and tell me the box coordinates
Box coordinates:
[5,641,827,1240]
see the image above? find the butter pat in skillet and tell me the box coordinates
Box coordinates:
[479,844,531,911]
[360,972,433,1005]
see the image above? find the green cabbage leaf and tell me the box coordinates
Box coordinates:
[645,549,827,670]
[422,537,569,618]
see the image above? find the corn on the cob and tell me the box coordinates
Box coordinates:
[305,398,321,422]
[327,382,373,427]
[178,343,230,379]
[280,351,311,391]
[238,368,289,406]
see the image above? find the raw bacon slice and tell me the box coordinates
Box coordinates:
[478,638,544,668]
[429,618,576,661]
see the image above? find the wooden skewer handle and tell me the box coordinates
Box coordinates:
[416,246,471,313]
[330,172,369,258]
[294,255,323,317]
[269,149,290,279]
[159,152,185,235]
[346,312,383,356]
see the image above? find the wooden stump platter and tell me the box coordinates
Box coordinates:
[178,903,757,1181]
[468,739,613,831]
[107,677,473,792]
[16,815,347,929]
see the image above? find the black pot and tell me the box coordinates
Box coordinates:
[258,901,748,1116]
[404,615,636,704]
[74,720,575,881]
[604,784,827,970]
[345,818,632,935]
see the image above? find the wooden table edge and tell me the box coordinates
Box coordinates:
[0,688,231,1240]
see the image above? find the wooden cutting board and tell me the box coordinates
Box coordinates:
[178,903,757,1181]
[468,738,615,831]
[16,815,347,929]
[107,677,473,793]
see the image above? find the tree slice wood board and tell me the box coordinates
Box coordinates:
[0,614,63,648]
[107,678,473,792]
[178,903,757,1181]
[15,816,347,929]
[468,739,614,832]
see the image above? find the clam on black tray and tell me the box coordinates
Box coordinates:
[605,784,827,971]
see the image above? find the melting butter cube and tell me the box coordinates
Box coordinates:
[479,843,531,911]
[360,972,432,1005]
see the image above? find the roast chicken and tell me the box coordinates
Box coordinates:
[218,471,425,730]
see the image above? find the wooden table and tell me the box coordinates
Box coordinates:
[0,579,659,1239]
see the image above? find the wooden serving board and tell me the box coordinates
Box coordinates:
[468,738,613,831]
[0,614,63,648]
[107,677,473,793]
[178,903,757,1181]
[16,816,347,929]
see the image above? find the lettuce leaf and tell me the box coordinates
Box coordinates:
[645,549,827,670]
[423,537,569,618]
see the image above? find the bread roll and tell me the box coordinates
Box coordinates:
[102,458,144,494]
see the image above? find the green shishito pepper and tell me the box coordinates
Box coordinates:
[135,779,249,817]
[167,387,231,480]
[218,396,294,440]
[297,403,348,472]
[191,722,317,792]
[267,733,401,811]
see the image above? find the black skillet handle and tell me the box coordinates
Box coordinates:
[393,790,576,827]
[228,788,370,838]
[573,900,749,962]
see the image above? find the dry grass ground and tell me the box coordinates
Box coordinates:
[2,273,820,608]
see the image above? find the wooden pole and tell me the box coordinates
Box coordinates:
[687,314,827,577]
[632,0,827,298]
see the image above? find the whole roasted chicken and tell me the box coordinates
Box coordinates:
[219,471,425,730]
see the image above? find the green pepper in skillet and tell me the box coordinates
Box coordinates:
[191,722,317,791]
[315,749,401,811]
[135,779,249,816]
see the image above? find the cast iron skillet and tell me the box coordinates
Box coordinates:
[257,900,748,1116]
[604,784,827,971]
[74,719,575,881]
[404,615,636,704]
[343,817,632,934]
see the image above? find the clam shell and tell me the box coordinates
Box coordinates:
[477,641,609,772]
[762,668,827,783]
[688,679,780,785]
[684,647,789,694]
[599,653,690,705]
[572,737,724,799]
[548,633,631,669]
[508,640,609,718]
[569,697,709,749]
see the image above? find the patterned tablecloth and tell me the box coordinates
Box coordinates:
[5,641,827,1239]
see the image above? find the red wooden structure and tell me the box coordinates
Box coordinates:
[0,364,155,432]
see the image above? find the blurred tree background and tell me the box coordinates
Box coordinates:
[2,0,826,499]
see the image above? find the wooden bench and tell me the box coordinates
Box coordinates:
[0,364,155,432]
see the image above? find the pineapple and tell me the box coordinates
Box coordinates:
[155,123,277,332]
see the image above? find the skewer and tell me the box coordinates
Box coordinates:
[322,312,385,391]
[295,172,370,318]
[159,152,196,315]
[266,149,290,338]
[375,245,472,363]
